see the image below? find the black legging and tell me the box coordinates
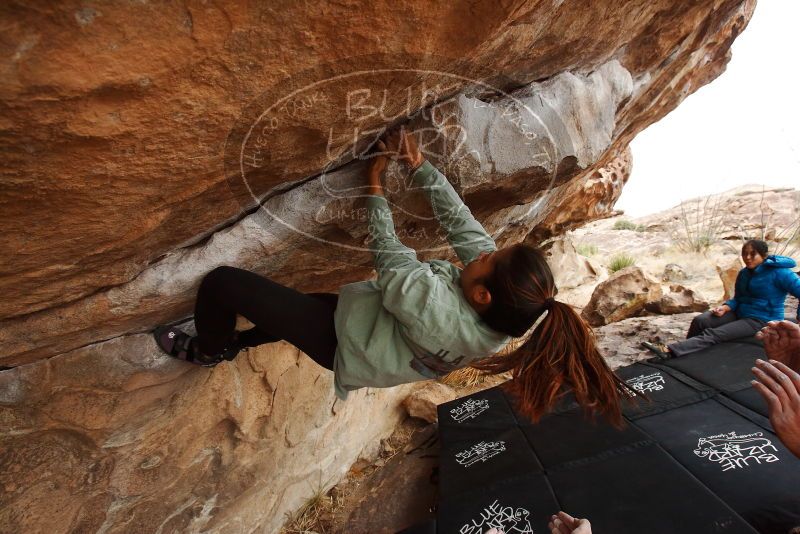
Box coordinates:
[194,266,338,371]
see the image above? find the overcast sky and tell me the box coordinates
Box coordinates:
[615,0,799,218]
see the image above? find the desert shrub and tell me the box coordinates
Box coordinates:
[671,194,728,253]
[613,220,645,232]
[576,243,598,257]
[608,254,636,273]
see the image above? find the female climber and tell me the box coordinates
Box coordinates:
[642,239,800,359]
[154,127,636,424]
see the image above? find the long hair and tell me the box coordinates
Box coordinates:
[470,244,638,427]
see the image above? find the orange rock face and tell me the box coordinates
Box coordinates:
[2,1,754,360]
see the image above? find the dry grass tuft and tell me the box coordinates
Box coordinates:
[280,476,343,534]
[439,332,529,388]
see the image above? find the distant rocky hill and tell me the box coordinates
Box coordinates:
[567,184,798,306]
[635,184,799,243]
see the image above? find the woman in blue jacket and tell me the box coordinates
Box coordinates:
[155,128,636,424]
[644,240,800,358]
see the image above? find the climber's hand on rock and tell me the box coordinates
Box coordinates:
[712,304,731,317]
[366,140,388,195]
[383,126,425,171]
[368,140,388,176]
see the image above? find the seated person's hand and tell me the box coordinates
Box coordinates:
[756,320,800,371]
[382,126,425,170]
[751,359,800,458]
[711,304,731,317]
[549,511,592,534]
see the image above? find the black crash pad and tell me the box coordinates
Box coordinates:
[434,340,799,534]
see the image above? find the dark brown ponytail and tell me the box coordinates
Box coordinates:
[471,244,638,427]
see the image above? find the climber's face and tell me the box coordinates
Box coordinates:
[742,244,765,269]
[459,245,516,313]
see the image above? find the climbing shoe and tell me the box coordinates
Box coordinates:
[641,341,672,361]
[154,325,231,367]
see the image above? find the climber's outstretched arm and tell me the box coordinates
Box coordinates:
[410,159,497,266]
[384,127,497,266]
[364,140,448,329]
[364,139,421,272]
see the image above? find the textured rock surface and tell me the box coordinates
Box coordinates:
[662,263,688,282]
[717,257,743,301]
[595,313,697,369]
[402,381,458,424]
[544,237,608,308]
[0,1,756,532]
[637,185,800,242]
[1,0,756,364]
[646,284,710,315]
[0,334,412,534]
[582,266,663,326]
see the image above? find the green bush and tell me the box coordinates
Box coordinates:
[613,220,646,232]
[576,243,598,257]
[608,254,636,273]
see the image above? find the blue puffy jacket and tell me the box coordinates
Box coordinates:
[725,255,800,322]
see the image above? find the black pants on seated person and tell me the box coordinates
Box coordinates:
[667,310,765,357]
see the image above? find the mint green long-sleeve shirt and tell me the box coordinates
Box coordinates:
[331,160,513,400]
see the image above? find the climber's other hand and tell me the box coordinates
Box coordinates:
[368,140,388,178]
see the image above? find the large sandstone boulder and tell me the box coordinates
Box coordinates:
[0,333,413,534]
[582,266,663,326]
[545,237,607,308]
[0,1,755,532]
[595,313,697,369]
[646,284,710,315]
[717,257,743,301]
[403,381,458,424]
[1,0,755,365]
[662,263,688,283]
[546,238,607,290]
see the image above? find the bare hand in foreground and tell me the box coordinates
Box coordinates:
[711,304,731,317]
[549,511,592,534]
[382,126,425,170]
[756,320,800,371]
[751,359,800,458]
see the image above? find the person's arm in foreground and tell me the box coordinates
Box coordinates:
[756,320,800,371]
[486,511,592,534]
[384,127,497,266]
[751,359,800,458]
